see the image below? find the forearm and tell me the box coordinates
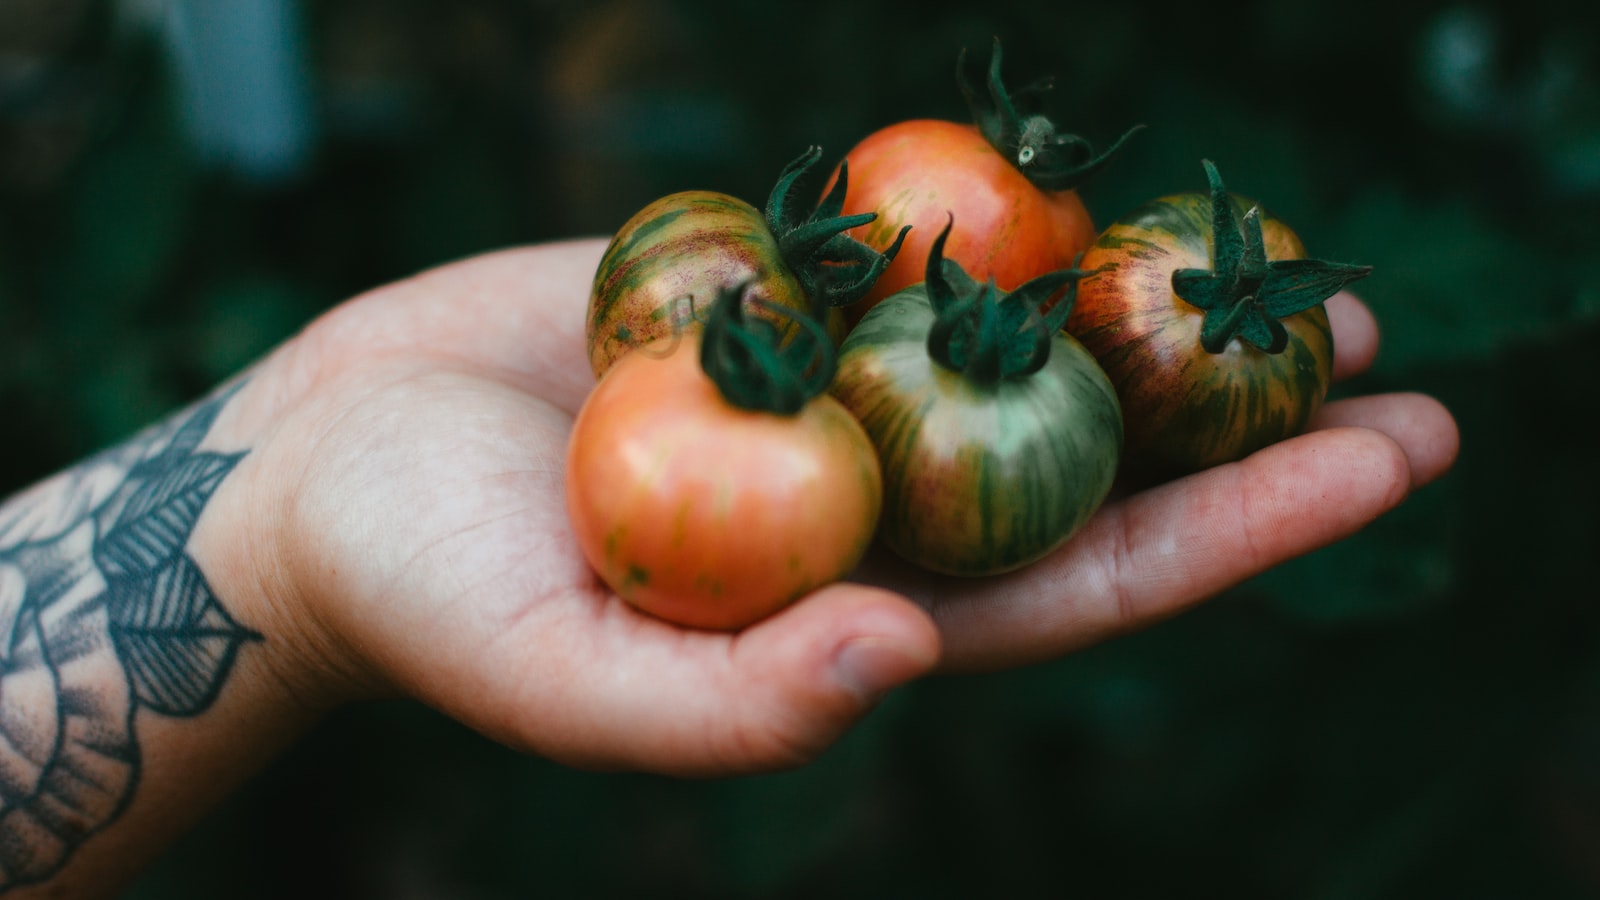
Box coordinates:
[0,380,325,898]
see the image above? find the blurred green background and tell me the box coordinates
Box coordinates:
[3,0,1597,897]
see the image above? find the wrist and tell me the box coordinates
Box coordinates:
[190,357,396,710]
[0,373,337,896]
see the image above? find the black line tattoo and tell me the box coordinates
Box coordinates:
[0,384,258,890]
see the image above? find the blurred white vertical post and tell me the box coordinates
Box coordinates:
[119,0,317,184]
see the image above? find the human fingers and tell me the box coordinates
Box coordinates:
[895,426,1412,673]
[1309,392,1460,488]
[461,583,939,777]
[1327,291,1379,382]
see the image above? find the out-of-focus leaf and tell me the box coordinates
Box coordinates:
[1331,187,1593,373]
[1122,85,1318,220]
[190,277,320,379]
[75,342,181,448]
[49,91,194,333]
[394,135,521,269]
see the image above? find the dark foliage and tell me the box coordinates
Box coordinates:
[3,1,1596,897]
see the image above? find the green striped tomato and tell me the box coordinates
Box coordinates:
[1067,162,1367,476]
[586,191,839,378]
[831,281,1123,576]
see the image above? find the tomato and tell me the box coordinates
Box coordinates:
[830,220,1122,576]
[586,146,907,378]
[828,39,1139,322]
[833,120,1093,316]
[567,285,882,631]
[1067,160,1372,476]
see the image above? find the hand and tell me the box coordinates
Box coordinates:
[214,238,1458,778]
[862,281,1460,671]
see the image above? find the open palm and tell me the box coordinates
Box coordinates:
[222,238,1457,778]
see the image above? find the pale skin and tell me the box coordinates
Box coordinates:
[0,237,1458,898]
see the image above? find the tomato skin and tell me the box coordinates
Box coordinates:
[565,336,882,631]
[1068,192,1334,475]
[831,288,1122,576]
[586,191,844,379]
[830,120,1096,322]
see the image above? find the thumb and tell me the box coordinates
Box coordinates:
[530,583,940,777]
[726,583,942,769]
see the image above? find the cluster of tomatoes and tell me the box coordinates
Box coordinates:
[565,41,1371,631]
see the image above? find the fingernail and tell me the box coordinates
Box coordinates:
[833,637,932,704]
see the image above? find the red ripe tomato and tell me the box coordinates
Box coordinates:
[566,287,882,631]
[833,119,1095,314]
[827,39,1139,321]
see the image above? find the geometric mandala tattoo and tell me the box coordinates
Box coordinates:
[0,384,258,890]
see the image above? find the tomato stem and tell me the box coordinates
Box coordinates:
[701,281,835,415]
[923,216,1085,385]
[1172,160,1373,354]
[765,146,911,316]
[959,38,1142,193]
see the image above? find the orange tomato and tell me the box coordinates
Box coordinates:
[565,335,882,631]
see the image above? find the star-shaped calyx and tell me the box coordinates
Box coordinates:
[765,146,910,316]
[922,216,1088,386]
[700,280,836,416]
[1173,160,1373,355]
[959,37,1142,191]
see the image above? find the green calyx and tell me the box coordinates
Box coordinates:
[765,146,911,314]
[959,37,1143,192]
[700,280,836,416]
[1172,160,1373,354]
[923,216,1087,385]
